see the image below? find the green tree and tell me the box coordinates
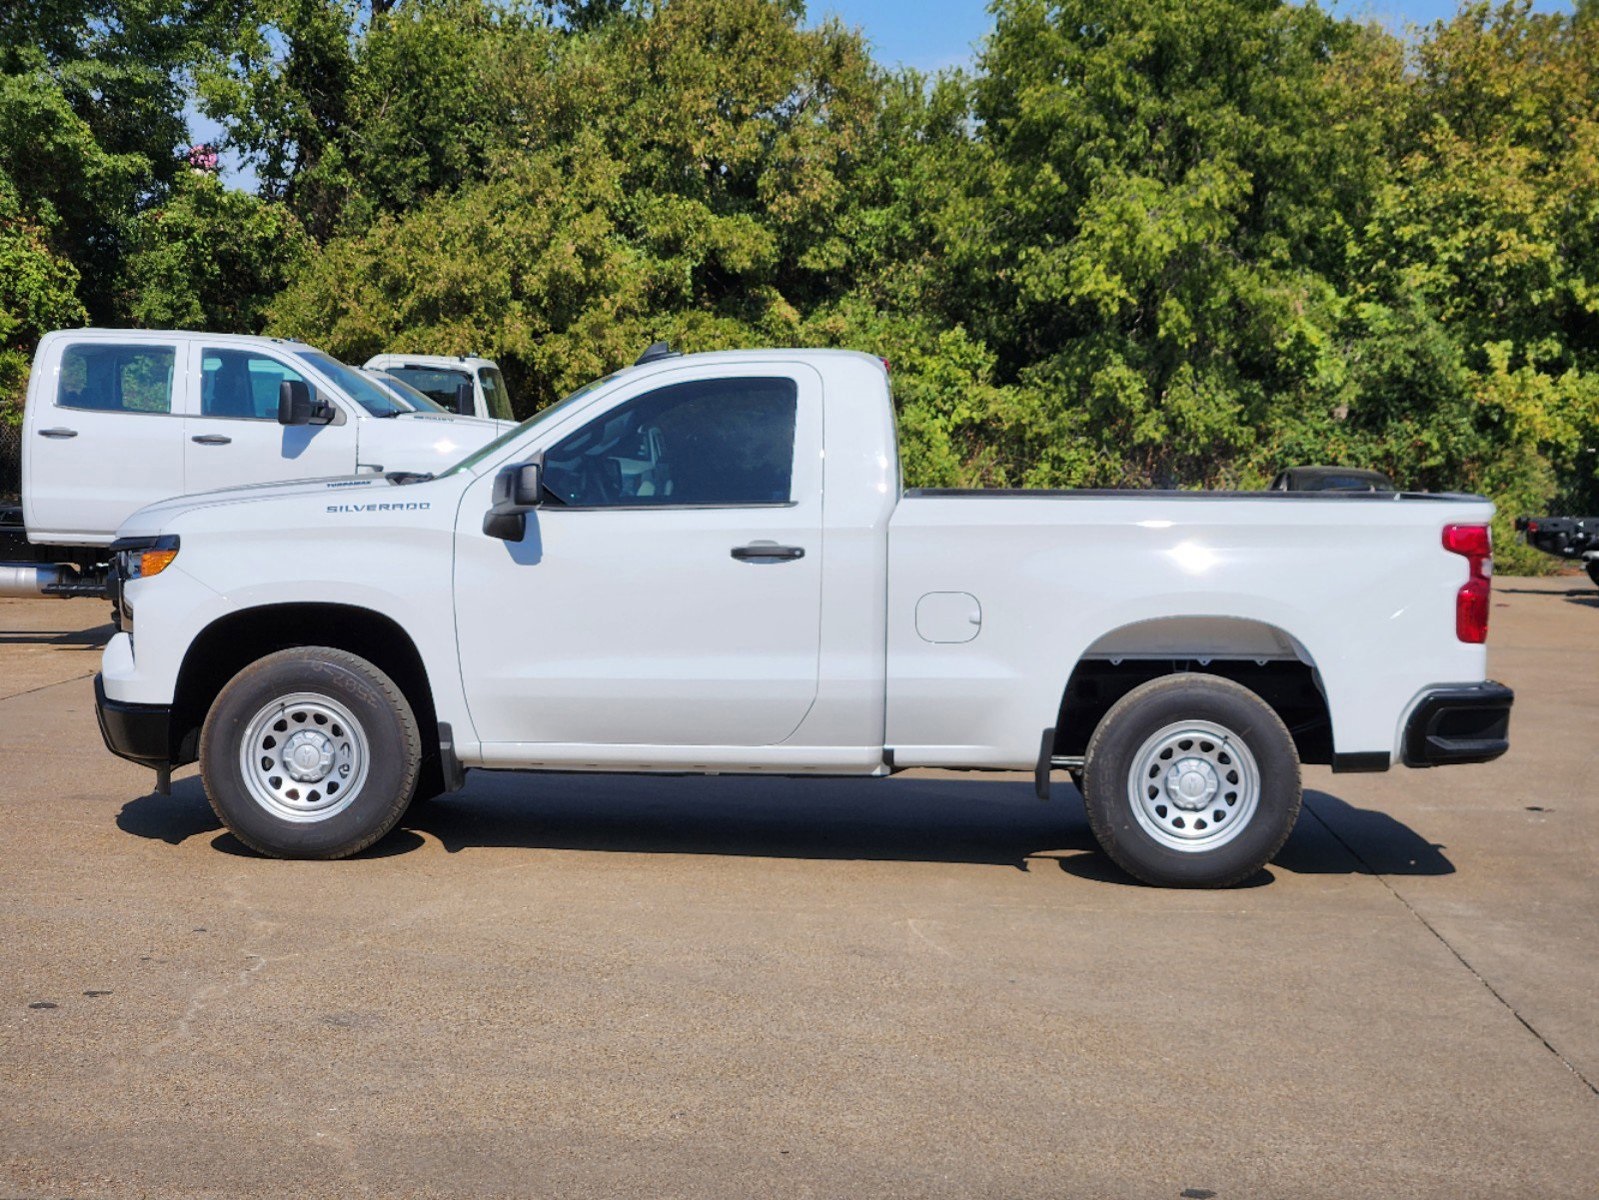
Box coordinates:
[1347,2,1599,565]
[0,0,211,320]
[193,0,361,239]
[936,0,1388,487]
[120,169,310,332]
[0,172,88,411]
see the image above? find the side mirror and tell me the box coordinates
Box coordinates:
[454,380,474,415]
[483,459,543,541]
[278,380,335,427]
[278,379,312,426]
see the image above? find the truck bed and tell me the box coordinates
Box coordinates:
[905,488,1485,503]
[885,488,1494,769]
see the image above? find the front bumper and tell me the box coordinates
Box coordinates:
[1402,682,1514,767]
[95,674,173,770]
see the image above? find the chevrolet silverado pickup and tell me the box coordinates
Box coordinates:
[1,329,511,600]
[93,345,1514,887]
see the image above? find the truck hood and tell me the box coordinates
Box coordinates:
[391,410,513,433]
[112,413,512,537]
[116,472,453,538]
[359,411,514,471]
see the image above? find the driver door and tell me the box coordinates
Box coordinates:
[452,364,824,748]
[182,344,357,491]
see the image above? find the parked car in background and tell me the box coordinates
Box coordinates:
[0,329,514,600]
[1515,515,1599,587]
[362,354,514,422]
[1269,466,1394,493]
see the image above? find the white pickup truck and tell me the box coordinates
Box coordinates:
[1,329,511,598]
[362,353,515,422]
[93,346,1513,887]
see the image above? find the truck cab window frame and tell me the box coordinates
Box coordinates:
[540,376,799,510]
[199,348,309,421]
[56,344,176,415]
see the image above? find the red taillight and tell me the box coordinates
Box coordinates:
[1443,524,1491,559]
[1443,523,1492,643]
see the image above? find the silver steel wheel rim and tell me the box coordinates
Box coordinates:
[238,691,369,823]
[1127,719,1260,852]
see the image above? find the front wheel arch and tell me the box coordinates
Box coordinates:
[169,603,441,775]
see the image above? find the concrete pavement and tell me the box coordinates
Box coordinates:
[1,582,1595,1198]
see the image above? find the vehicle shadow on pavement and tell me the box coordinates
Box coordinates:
[0,622,114,646]
[1496,585,1599,608]
[114,776,1454,883]
[412,773,1095,870]
[1279,792,1455,877]
[115,777,219,845]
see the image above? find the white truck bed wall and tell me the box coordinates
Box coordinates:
[885,492,1491,767]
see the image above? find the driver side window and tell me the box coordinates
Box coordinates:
[542,377,797,508]
[200,348,305,420]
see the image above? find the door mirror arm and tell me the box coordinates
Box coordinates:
[483,455,545,541]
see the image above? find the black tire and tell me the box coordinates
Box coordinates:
[1081,673,1301,888]
[1586,560,1599,589]
[199,647,421,859]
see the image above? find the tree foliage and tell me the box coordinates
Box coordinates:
[122,169,311,331]
[3,0,1598,568]
[0,174,87,416]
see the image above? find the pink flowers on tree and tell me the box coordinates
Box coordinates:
[186,144,218,173]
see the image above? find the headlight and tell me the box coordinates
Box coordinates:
[109,535,180,635]
[117,534,181,582]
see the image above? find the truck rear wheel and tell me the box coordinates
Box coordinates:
[199,648,420,859]
[1586,560,1599,589]
[1081,673,1301,888]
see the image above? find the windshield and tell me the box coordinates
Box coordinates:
[299,351,408,418]
[387,365,473,414]
[437,373,621,479]
[478,366,514,421]
[363,370,449,414]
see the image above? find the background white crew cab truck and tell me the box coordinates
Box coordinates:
[94,346,1512,886]
[1,329,513,600]
[362,353,514,422]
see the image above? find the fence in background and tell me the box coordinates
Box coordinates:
[0,423,20,504]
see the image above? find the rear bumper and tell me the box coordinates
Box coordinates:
[95,674,172,770]
[1402,682,1514,767]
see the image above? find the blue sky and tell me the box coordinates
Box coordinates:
[812,0,1576,72]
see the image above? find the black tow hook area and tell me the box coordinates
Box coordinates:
[94,675,174,773]
[1403,682,1514,767]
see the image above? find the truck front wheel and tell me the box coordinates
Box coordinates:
[1081,673,1302,888]
[199,648,420,859]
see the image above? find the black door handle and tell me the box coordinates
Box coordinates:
[731,543,805,562]
[191,434,232,445]
[38,427,77,439]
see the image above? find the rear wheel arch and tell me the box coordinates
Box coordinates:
[1054,616,1333,765]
